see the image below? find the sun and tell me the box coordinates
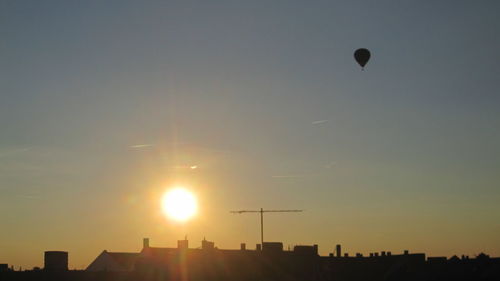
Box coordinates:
[161,188,198,222]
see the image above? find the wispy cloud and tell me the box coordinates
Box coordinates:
[0,147,31,158]
[171,164,199,170]
[271,174,306,178]
[325,161,337,169]
[18,194,41,200]
[130,144,153,149]
[311,120,328,125]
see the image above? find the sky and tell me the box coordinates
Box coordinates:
[1,0,500,269]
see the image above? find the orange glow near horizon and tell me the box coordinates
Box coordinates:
[161,187,198,222]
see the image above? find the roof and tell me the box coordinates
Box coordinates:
[141,247,177,257]
[86,251,140,271]
[107,252,139,270]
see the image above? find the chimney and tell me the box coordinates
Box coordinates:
[178,239,189,249]
[256,244,262,251]
[201,239,214,250]
[240,243,246,250]
[143,238,150,249]
[387,251,392,256]
[404,250,409,255]
[313,244,319,255]
[381,251,386,256]
[336,244,342,258]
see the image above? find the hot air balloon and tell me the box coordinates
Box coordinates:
[354,48,371,70]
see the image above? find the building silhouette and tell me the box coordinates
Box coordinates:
[1,239,500,281]
[82,239,500,281]
[0,264,9,272]
[44,251,68,271]
[86,251,139,272]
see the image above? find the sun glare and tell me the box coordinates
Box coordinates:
[161,188,198,222]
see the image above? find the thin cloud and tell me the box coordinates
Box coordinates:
[171,165,199,170]
[311,120,328,125]
[18,195,40,200]
[325,161,337,169]
[0,147,31,158]
[271,175,306,178]
[130,144,153,148]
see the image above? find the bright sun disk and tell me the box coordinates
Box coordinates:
[161,188,198,222]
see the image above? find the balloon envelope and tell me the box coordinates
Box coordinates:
[354,48,371,68]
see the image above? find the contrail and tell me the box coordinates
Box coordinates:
[271,175,306,178]
[130,144,153,148]
[171,165,199,169]
[325,161,337,169]
[311,120,328,125]
[0,148,30,158]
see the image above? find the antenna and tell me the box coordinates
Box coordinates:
[230,208,303,246]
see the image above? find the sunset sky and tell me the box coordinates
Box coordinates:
[1,1,499,269]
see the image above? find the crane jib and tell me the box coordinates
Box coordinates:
[230,208,303,246]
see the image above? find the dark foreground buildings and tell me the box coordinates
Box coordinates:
[44,251,68,271]
[1,238,499,281]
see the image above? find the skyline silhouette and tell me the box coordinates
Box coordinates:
[2,237,500,281]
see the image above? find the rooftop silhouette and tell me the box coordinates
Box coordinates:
[2,238,499,281]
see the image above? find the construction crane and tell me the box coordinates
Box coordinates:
[230,208,303,246]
